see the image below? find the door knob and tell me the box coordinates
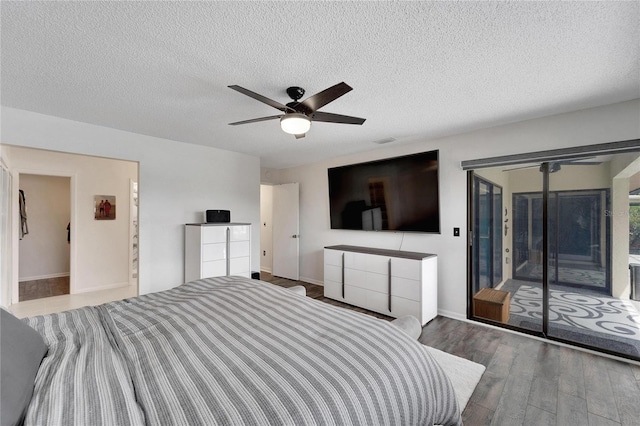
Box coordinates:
[292,235,299,238]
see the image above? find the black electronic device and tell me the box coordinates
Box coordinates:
[206,210,231,223]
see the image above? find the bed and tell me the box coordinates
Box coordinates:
[2,276,463,426]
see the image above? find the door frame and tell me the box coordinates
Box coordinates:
[12,169,77,304]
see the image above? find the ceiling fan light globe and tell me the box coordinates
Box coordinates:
[280,114,311,135]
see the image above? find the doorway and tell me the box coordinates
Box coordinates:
[260,183,300,281]
[18,173,71,301]
[6,145,139,309]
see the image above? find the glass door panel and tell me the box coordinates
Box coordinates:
[507,166,544,333]
[471,168,539,330]
[546,154,640,359]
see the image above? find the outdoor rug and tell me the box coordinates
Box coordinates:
[510,285,640,340]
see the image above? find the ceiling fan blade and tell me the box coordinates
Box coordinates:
[228,115,283,126]
[311,111,366,125]
[300,82,353,113]
[295,133,306,139]
[228,85,295,113]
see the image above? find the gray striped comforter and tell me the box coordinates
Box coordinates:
[25,276,461,425]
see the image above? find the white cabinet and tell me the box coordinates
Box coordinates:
[324,245,437,325]
[185,223,251,282]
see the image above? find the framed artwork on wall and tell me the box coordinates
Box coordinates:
[94,195,116,220]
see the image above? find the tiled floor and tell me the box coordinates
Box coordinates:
[9,283,138,318]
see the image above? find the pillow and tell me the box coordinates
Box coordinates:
[1,308,48,426]
[390,315,422,340]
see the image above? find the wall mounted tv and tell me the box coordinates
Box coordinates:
[328,150,440,233]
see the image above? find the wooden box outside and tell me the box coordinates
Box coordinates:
[473,288,510,323]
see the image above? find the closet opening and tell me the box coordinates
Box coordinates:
[18,173,71,301]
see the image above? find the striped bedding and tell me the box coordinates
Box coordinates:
[24,276,462,425]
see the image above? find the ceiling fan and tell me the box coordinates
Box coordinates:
[502,158,602,173]
[228,82,366,139]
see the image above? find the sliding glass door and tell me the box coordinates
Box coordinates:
[545,157,634,356]
[469,147,640,361]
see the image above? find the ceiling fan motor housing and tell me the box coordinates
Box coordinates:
[286,86,305,101]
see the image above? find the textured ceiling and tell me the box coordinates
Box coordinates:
[1,1,638,169]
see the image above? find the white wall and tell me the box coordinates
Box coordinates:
[1,107,261,296]
[18,174,71,281]
[273,100,640,320]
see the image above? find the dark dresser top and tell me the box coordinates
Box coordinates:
[325,245,436,260]
[186,223,251,226]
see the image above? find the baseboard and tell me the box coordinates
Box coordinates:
[437,309,467,321]
[260,267,273,274]
[73,281,131,294]
[19,272,70,282]
[302,276,324,286]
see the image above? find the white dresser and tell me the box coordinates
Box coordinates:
[184,223,251,282]
[324,245,437,325]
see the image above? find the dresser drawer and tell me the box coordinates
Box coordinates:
[201,226,227,243]
[324,264,342,283]
[391,257,421,280]
[230,240,250,258]
[324,280,344,301]
[391,276,421,301]
[230,257,250,275]
[390,296,421,319]
[202,260,226,278]
[344,251,367,270]
[202,243,226,262]
[229,225,250,241]
[324,249,344,267]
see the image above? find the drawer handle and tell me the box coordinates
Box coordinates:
[341,253,345,298]
[226,227,231,276]
[388,259,392,312]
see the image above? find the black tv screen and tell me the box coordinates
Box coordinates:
[328,150,440,233]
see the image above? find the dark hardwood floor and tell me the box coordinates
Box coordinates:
[261,272,640,426]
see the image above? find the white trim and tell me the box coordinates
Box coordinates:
[72,281,131,294]
[302,276,324,286]
[437,309,466,321]
[19,272,69,282]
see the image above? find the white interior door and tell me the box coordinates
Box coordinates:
[272,183,299,280]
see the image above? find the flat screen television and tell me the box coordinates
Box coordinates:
[328,150,440,233]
